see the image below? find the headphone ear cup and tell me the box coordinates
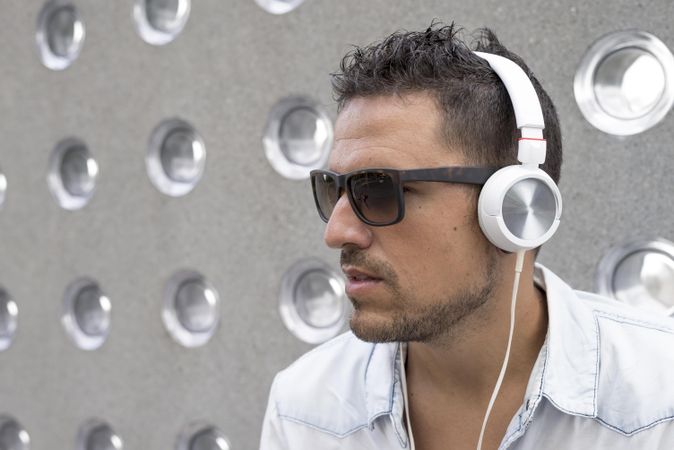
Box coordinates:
[478,165,562,252]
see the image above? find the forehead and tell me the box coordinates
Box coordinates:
[329,93,466,173]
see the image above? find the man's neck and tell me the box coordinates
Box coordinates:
[403,257,548,450]
[406,256,547,402]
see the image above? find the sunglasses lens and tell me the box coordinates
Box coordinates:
[312,172,338,221]
[349,172,399,225]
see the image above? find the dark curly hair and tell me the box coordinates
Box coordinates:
[331,22,562,183]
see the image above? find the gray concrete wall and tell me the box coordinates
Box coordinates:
[0,0,672,448]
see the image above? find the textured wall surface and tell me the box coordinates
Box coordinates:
[0,0,673,448]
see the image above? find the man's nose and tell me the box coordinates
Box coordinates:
[324,194,373,250]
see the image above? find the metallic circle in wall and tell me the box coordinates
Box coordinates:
[254,0,304,14]
[0,287,18,352]
[177,423,231,450]
[162,270,220,347]
[0,415,30,450]
[279,258,346,344]
[76,419,123,450]
[0,169,6,210]
[62,278,111,350]
[597,237,674,315]
[47,137,98,210]
[133,0,191,45]
[146,118,206,196]
[574,30,674,136]
[263,96,333,180]
[36,0,85,70]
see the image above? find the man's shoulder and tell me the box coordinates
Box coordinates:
[540,264,674,436]
[575,290,674,435]
[269,331,399,437]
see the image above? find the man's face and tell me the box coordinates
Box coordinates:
[325,92,501,343]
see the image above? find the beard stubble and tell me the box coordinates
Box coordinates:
[342,246,499,344]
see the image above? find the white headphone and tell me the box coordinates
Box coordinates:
[473,51,562,252]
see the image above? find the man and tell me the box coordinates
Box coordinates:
[260,23,674,449]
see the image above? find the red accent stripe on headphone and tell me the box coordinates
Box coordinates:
[518,137,546,141]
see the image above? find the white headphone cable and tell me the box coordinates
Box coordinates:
[401,343,416,450]
[476,250,526,450]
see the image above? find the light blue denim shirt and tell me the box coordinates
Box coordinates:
[260,264,674,449]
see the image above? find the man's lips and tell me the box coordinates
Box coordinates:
[342,266,382,281]
[342,266,383,295]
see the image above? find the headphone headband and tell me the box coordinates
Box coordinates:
[473,51,547,167]
[473,51,544,134]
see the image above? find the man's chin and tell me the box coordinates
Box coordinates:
[349,310,400,343]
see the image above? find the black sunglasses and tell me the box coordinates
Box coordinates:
[310,166,497,226]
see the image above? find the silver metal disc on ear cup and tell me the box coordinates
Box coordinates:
[502,178,557,241]
[478,165,562,252]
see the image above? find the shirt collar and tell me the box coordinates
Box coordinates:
[364,340,409,447]
[532,263,598,417]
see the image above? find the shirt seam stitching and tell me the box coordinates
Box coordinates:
[593,311,674,333]
[539,396,674,436]
[277,414,372,438]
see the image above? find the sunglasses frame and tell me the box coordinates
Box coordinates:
[310,166,498,226]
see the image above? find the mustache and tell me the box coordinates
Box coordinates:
[340,247,397,282]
